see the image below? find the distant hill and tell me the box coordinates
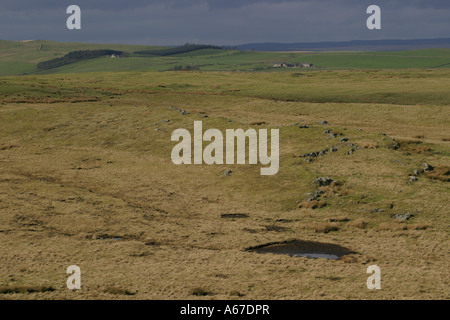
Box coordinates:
[1,40,450,75]
[237,38,450,52]
[135,44,223,56]
[0,40,167,75]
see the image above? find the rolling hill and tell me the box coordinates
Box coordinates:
[1,40,450,76]
[236,38,450,52]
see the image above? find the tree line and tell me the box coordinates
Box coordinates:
[37,50,125,70]
[135,44,222,56]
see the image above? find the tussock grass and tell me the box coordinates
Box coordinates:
[394,138,432,154]
[305,222,340,233]
[425,166,450,182]
[348,219,368,229]
[191,288,211,296]
[325,216,350,222]
[298,201,327,209]
[407,223,431,230]
[379,222,408,231]
[0,286,55,294]
[103,286,135,296]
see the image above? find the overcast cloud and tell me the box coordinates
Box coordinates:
[0,0,449,45]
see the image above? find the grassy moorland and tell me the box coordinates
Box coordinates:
[0,69,449,299]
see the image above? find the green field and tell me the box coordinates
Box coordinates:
[1,40,450,76]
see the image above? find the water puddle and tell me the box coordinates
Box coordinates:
[291,253,339,260]
[246,240,356,260]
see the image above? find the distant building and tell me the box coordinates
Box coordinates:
[273,62,313,68]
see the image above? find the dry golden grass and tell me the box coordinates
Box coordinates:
[355,141,379,149]
[407,223,431,231]
[305,223,340,234]
[379,222,408,231]
[0,70,448,300]
[298,201,327,209]
[348,219,368,229]
[0,144,17,150]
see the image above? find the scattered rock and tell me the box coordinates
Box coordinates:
[299,125,309,129]
[370,208,386,213]
[340,138,349,142]
[301,149,328,158]
[224,170,232,176]
[320,121,329,125]
[393,212,413,221]
[306,190,324,202]
[330,147,338,152]
[423,163,434,172]
[161,119,170,123]
[409,176,418,183]
[346,147,357,155]
[313,177,333,187]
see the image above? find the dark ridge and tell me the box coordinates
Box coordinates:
[37,50,126,70]
[135,44,223,56]
[237,38,450,52]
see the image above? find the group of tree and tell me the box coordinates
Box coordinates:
[168,65,200,71]
[37,50,125,70]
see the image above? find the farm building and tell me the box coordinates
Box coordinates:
[273,62,314,68]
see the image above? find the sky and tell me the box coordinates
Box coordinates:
[0,0,449,46]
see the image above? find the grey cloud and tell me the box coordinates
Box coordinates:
[0,0,449,45]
